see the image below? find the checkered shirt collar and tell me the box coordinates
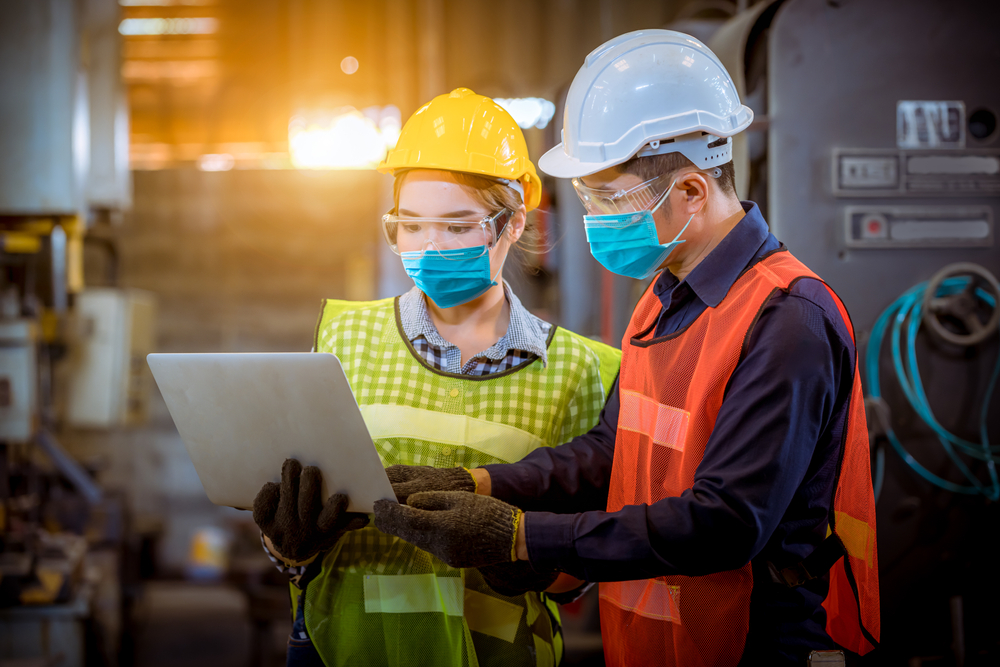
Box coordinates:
[398,283,550,367]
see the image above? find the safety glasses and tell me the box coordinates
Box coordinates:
[572,173,674,215]
[382,208,512,258]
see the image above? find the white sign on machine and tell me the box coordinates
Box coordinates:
[832,148,1000,197]
[897,100,966,150]
[844,206,993,249]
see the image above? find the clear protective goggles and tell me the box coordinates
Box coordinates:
[572,172,675,215]
[381,208,512,258]
[572,167,721,215]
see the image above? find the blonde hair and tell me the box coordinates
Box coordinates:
[392,170,543,260]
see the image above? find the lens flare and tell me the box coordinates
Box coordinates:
[289,109,387,170]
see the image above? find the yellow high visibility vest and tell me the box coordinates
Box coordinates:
[301,297,620,667]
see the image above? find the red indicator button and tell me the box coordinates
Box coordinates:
[859,213,889,240]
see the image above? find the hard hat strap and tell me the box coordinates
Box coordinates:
[496,178,525,204]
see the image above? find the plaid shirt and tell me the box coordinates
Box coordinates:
[265,284,552,578]
[399,283,551,374]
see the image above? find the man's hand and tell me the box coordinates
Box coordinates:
[478,561,559,597]
[374,491,519,568]
[384,465,477,504]
[253,459,369,563]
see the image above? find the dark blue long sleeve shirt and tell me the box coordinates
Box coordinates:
[484,202,857,664]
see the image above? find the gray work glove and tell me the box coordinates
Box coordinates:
[478,561,559,598]
[253,458,369,563]
[385,465,477,504]
[374,491,519,569]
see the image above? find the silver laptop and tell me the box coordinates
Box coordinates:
[147,352,396,513]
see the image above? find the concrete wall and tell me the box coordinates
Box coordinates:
[120,169,384,352]
[67,169,386,571]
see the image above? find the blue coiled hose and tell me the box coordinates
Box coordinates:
[866,277,1000,501]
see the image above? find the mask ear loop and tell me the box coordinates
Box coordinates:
[670,213,695,244]
[649,178,677,215]
[649,166,718,216]
[649,176,697,245]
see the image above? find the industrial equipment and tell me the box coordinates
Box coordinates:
[66,289,156,428]
[0,321,38,443]
[1,1,139,665]
[709,0,1000,662]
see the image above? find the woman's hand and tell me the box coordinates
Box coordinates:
[253,459,369,563]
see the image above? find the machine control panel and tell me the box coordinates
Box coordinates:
[833,149,1000,197]
[844,205,993,249]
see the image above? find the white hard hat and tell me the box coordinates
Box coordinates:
[539,29,753,179]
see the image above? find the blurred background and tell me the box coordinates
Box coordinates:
[0,0,998,665]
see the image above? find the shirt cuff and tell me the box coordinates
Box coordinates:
[482,462,533,505]
[260,532,307,577]
[524,511,579,572]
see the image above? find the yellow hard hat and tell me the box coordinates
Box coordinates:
[378,88,542,212]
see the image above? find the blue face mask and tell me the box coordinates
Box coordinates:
[401,246,505,309]
[583,179,693,280]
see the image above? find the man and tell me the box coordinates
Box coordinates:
[374,30,879,666]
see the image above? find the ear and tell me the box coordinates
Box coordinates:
[506,205,527,245]
[675,171,709,214]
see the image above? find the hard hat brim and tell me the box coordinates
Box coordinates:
[538,143,624,180]
[540,107,753,180]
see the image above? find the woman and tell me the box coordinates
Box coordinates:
[254,88,620,667]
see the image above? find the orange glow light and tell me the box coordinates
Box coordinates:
[340,57,359,75]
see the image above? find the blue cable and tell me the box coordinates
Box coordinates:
[866,277,1000,501]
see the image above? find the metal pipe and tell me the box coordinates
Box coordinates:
[36,430,103,505]
[49,224,68,313]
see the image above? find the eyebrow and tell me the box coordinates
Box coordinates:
[398,208,481,219]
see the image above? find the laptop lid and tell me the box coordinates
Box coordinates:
[147,352,395,513]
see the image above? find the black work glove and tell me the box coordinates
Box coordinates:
[385,465,477,504]
[374,491,519,569]
[253,458,369,563]
[478,561,559,597]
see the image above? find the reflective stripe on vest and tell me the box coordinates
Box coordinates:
[361,404,543,464]
[600,250,879,667]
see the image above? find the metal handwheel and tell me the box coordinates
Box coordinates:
[921,262,1000,347]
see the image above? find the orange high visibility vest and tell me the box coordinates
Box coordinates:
[599,250,879,667]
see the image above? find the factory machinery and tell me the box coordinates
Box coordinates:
[709,0,1000,664]
[1,1,155,665]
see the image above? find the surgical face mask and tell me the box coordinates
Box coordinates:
[391,208,512,308]
[401,244,507,309]
[583,179,693,280]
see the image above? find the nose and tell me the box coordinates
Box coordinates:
[419,233,446,253]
